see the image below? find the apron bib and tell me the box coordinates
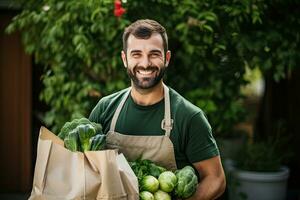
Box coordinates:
[106,84,177,170]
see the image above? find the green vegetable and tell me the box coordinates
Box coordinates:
[139,191,155,200]
[175,166,198,199]
[140,175,159,193]
[63,129,79,152]
[153,190,171,200]
[58,118,102,140]
[129,159,198,199]
[59,117,105,152]
[129,158,167,182]
[158,171,177,193]
[90,134,106,151]
[149,163,166,178]
[156,165,167,174]
[90,121,103,136]
[77,124,96,151]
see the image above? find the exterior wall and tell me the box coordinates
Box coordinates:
[0,10,32,192]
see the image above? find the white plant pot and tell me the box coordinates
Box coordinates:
[229,166,289,200]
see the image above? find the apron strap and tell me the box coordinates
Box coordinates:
[109,84,173,137]
[109,88,131,132]
[161,84,173,137]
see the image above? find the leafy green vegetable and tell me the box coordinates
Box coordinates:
[89,134,106,151]
[158,171,177,193]
[60,117,105,152]
[129,159,198,199]
[129,158,166,183]
[139,191,155,200]
[153,190,171,200]
[77,124,96,151]
[63,129,80,152]
[149,163,166,178]
[58,117,103,140]
[175,166,198,199]
[140,175,159,193]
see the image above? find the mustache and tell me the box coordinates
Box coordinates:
[133,65,159,72]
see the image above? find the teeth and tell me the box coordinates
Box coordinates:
[138,70,153,75]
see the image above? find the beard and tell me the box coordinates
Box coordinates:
[126,64,167,90]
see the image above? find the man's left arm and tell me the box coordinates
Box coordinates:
[187,155,226,200]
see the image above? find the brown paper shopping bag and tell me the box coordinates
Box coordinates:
[29,126,139,200]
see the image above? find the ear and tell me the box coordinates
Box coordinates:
[121,50,127,68]
[165,50,171,67]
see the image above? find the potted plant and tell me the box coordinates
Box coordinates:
[228,130,291,200]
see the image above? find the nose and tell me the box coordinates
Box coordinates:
[139,56,151,68]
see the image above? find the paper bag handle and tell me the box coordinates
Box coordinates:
[31,127,53,196]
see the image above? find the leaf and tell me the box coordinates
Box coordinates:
[203,25,213,32]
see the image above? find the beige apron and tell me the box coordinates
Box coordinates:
[106,84,177,170]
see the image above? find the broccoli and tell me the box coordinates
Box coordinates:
[59,117,104,152]
[90,134,106,151]
[58,118,102,139]
[77,124,96,151]
[64,129,80,152]
[91,122,103,135]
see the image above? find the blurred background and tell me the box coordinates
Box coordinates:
[1,0,299,199]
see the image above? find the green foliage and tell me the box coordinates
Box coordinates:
[6,0,300,137]
[6,0,129,132]
[236,140,282,171]
[237,0,300,82]
[235,120,293,171]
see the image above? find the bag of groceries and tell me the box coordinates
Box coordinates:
[29,122,138,200]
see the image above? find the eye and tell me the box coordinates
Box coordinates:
[150,53,161,58]
[131,53,141,58]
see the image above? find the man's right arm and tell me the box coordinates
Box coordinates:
[88,97,106,123]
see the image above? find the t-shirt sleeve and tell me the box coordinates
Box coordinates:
[88,98,106,124]
[185,111,219,163]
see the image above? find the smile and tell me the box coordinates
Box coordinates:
[136,69,157,77]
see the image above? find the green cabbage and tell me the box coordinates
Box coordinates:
[158,171,177,193]
[139,191,154,200]
[153,190,171,200]
[175,166,198,198]
[140,175,159,193]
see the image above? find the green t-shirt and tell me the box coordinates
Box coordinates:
[89,86,219,169]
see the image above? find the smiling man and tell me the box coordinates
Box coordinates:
[89,19,226,199]
[124,31,168,90]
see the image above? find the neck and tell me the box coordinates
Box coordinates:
[131,81,164,106]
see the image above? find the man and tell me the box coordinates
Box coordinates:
[89,19,226,199]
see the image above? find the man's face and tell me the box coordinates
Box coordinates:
[122,33,171,89]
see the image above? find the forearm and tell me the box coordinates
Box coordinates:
[187,175,226,200]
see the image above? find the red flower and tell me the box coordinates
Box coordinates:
[114,0,126,17]
[114,0,122,9]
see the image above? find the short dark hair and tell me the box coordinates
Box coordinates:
[122,19,168,54]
